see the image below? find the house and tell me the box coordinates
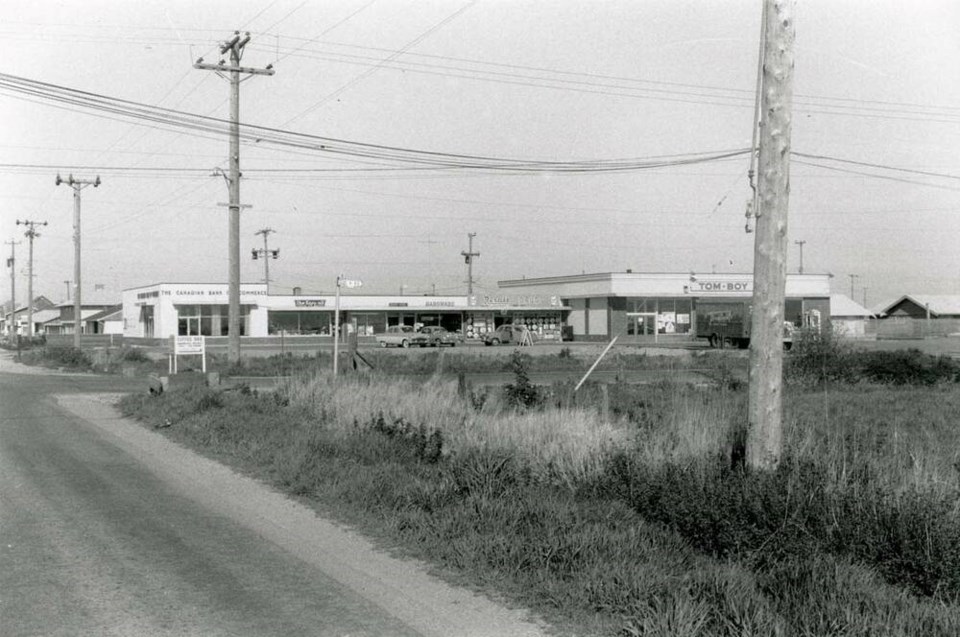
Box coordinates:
[2,295,56,336]
[48,300,115,335]
[874,295,960,339]
[84,304,123,335]
[829,294,874,338]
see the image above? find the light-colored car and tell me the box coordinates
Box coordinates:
[376,325,428,348]
[419,325,462,347]
[483,324,535,346]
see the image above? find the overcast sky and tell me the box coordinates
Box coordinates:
[1,0,959,308]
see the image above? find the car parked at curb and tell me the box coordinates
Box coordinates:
[375,325,429,348]
[419,325,461,347]
[483,324,535,346]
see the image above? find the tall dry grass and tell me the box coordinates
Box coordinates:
[279,372,630,488]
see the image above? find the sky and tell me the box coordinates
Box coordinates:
[1,0,959,309]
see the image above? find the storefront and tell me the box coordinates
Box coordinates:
[122,284,567,341]
[122,283,269,339]
[497,272,832,343]
[466,293,565,341]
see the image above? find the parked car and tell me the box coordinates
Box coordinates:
[419,325,461,347]
[375,325,429,348]
[483,324,535,346]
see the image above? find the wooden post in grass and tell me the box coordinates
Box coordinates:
[747,0,795,471]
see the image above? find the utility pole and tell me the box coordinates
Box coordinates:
[461,232,479,295]
[195,32,274,364]
[862,288,868,307]
[848,274,859,299]
[16,219,48,337]
[5,240,19,335]
[251,228,279,287]
[56,173,100,348]
[747,0,795,471]
[794,239,806,274]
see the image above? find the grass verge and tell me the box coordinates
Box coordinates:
[117,373,960,636]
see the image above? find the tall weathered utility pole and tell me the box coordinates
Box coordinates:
[195,32,274,363]
[56,173,100,348]
[747,0,796,471]
[5,239,20,334]
[794,239,806,274]
[461,232,479,295]
[848,274,859,299]
[251,228,279,287]
[16,219,48,337]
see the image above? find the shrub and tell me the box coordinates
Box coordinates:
[32,344,92,369]
[786,326,857,385]
[857,349,960,385]
[504,350,544,409]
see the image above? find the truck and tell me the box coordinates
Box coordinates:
[695,301,801,350]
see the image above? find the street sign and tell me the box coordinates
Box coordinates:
[339,279,362,289]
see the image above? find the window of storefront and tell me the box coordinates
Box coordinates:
[626,299,692,335]
[353,313,384,336]
[178,304,251,336]
[267,311,330,335]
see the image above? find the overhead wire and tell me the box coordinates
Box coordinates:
[0,71,752,173]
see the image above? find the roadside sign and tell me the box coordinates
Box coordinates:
[170,335,206,374]
[174,335,205,355]
[339,279,362,289]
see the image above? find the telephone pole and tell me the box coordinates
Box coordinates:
[16,219,48,337]
[461,232,480,295]
[849,274,859,299]
[251,228,279,287]
[56,173,100,348]
[195,32,274,364]
[794,239,806,274]
[5,240,20,335]
[747,0,795,471]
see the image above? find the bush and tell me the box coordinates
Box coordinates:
[786,327,857,385]
[503,350,544,409]
[34,344,92,369]
[857,349,960,385]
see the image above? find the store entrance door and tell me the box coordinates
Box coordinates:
[626,312,658,342]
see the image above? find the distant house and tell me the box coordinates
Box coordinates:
[829,294,874,338]
[84,305,123,335]
[874,295,960,339]
[2,295,56,335]
[49,300,115,335]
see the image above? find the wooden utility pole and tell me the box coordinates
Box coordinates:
[16,219,47,337]
[794,239,806,273]
[195,32,274,363]
[56,173,100,348]
[252,227,278,287]
[6,240,20,335]
[461,232,479,295]
[747,0,796,471]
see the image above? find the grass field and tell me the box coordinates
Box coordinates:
[117,343,960,636]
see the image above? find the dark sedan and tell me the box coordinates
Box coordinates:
[419,326,462,347]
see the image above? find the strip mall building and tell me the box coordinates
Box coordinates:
[122,272,831,343]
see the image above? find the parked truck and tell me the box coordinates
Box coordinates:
[696,301,803,350]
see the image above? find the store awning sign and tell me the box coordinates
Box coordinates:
[295,299,327,307]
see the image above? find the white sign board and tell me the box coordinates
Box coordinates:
[174,335,206,355]
[170,335,206,374]
[340,279,363,289]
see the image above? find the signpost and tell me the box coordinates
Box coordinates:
[170,335,206,374]
[333,275,362,376]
